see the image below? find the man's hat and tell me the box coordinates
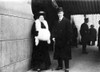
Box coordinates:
[90,25,94,27]
[57,7,64,13]
[84,18,88,21]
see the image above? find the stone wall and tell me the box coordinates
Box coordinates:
[0,1,33,72]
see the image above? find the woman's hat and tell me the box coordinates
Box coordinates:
[38,11,45,15]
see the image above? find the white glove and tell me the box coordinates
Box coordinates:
[35,36,39,46]
[52,38,55,42]
[47,39,51,44]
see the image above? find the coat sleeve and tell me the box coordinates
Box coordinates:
[80,24,83,36]
[51,22,57,39]
[31,22,38,38]
[66,20,73,44]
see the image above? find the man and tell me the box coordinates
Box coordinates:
[98,20,100,51]
[52,7,72,72]
[80,18,89,54]
[71,22,78,48]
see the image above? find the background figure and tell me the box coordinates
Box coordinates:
[80,18,89,54]
[52,7,72,72]
[32,11,51,71]
[88,25,97,46]
[71,22,78,48]
[98,20,100,51]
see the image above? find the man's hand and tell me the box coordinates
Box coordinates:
[52,38,55,42]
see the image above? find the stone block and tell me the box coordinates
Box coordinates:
[1,41,10,67]
[0,1,33,19]
[0,41,2,67]
[1,40,18,66]
[23,19,33,38]
[16,40,24,61]
[1,64,15,72]
[1,15,33,40]
[1,15,18,40]
[23,39,31,59]
[9,41,18,63]
[14,59,30,72]
[0,15,1,40]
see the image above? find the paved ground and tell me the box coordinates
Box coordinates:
[28,45,100,72]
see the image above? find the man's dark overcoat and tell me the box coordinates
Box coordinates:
[89,27,97,42]
[52,17,72,60]
[80,23,89,45]
[98,26,100,47]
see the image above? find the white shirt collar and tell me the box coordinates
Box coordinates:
[59,16,64,21]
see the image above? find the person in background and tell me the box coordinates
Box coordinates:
[52,7,72,72]
[80,18,89,54]
[71,22,78,48]
[88,25,97,46]
[32,11,51,71]
[97,20,100,51]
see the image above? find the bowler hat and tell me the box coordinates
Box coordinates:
[57,7,64,13]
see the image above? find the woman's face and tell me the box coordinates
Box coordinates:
[39,15,44,21]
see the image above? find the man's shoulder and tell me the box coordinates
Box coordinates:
[62,17,70,24]
[63,17,69,21]
[81,23,87,26]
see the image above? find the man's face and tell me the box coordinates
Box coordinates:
[58,11,64,18]
[85,19,88,23]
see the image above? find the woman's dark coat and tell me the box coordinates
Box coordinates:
[31,22,51,68]
[52,17,72,60]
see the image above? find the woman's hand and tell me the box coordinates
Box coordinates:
[35,36,39,46]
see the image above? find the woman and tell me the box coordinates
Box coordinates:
[32,11,51,71]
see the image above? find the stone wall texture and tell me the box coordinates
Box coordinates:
[0,1,34,72]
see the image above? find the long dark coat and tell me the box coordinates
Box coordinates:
[89,27,97,42]
[98,26,100,46]
[31,22,51,68]
[80,23,89,45]
[72,25,78,46]
[52,17,72,60]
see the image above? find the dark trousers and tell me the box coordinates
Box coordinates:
[98,46,100,51]
[82,44,87,52]
[57,58,69,69]
[89,41,95,45]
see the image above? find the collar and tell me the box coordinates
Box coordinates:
[59,16,64,21]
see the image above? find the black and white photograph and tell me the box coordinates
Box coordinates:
[0,0,100,72]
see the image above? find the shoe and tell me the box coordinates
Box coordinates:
[82,51,88,54]
[37,68,41,72]
[32,67,38,71]
[55,67,63,70]
[40,66,49,70]
[65,69,69,72]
